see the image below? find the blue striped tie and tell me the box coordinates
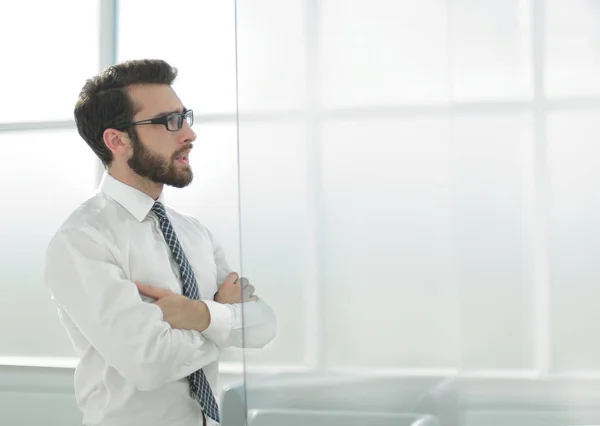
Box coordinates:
[151,201,220,423]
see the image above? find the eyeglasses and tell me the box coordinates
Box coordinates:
[120,109,194,132]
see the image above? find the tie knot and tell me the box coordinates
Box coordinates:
[151,201,168,220]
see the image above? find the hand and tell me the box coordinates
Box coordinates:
[136,283,211,332]
[214,272,257,304]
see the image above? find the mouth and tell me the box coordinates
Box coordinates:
[174,148,191,165]
[174,155,189,165]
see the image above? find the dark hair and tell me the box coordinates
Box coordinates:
[74,59,178,166]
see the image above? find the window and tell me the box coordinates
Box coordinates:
[0,1,101,360]
[0,129,97,357]
[0,1,99,122]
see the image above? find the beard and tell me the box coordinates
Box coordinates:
[126,129,193,188]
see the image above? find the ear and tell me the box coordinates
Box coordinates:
[103,128,130,158]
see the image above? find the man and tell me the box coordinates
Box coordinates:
[44,59,277,426]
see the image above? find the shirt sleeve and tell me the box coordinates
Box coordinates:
[44,225,219,391]
[199,227,277,349]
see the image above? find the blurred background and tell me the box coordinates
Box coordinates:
[2,0,600,425]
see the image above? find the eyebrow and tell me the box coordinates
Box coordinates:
[151,106,187,119]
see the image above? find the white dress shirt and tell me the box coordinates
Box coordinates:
[44,172,277,426]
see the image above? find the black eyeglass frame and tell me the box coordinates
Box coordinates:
[118,109,194,132]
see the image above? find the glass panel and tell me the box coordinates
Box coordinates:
[0,129,98,357]
[320,0,450,107]
[231,2,600,426]
[0,1,99,122]
[235,4,460,426]
[321,117,458,368]
[452,113,535,369]
[548,110,600,371]
[237,122,311,365]
[546,0,600,97]
[450,0,533,101]
[235,0,307,112]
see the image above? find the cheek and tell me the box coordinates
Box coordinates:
[139,132,176,158]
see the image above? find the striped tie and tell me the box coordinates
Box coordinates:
[151,201,220,423]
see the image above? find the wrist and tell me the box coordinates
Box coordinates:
[193,300,211,332]
[200,300,235,344]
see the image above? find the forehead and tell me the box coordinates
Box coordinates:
[126,84,183,118]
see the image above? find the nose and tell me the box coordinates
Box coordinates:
[179,120,196,144]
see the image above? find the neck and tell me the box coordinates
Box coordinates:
[107,165,164,200]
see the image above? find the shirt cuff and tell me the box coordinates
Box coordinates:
[201,299,233,345]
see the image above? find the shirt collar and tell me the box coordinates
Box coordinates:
[99,171,166,222]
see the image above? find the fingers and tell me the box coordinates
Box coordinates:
[242,285,256,301]
[240,278,255,301]
[136,283,172,299]
[222,272,239,287]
